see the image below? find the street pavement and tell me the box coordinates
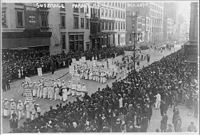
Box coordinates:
[2,44,198,133]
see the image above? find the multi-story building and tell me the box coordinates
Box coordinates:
[2,3,52,51]
[149,2,164,44]
[126,2,164,46]
[126,2,151,46]
[65,3,91,53]
[2,3,91,54]
[99,2,126,47]
[163,3,177,42]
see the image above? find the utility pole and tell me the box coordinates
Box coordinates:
[132,11,138,71]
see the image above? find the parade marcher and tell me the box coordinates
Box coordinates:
[166,124,173,132]
[187,122,197,132]
[62,84,68,102]
[49,82,54,100]
[17,100,24,120]
[32,82,37,97]
[30,101,36,120]
[25,101,31,119]
[155,92,161,109]
[9,112,18,132]
[160,113,168,132]
[35,104,41,118]
[10,99,17,119]
[3,98,10,118]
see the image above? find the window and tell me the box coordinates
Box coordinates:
[2,9,7,27]
[101,8,104,16]
[112,22,114,30]
[115,22,117,29]
[73,4,79,13]
[86,6,89,13]
[105,9,108,17]
[112,10,114,18]
[105,22,108,30]
[118,22,120,30]
[60,3,65,11]
[16,10,24,27]
[109,22,111,30]
[61,34,66,49]
[74,15,79,29]
[40,12,48,27]
[101,22,104,30]
[69,34,84,52]
[81,18,84,28]
[109,10,111,17]
[80,7,84,13]
[86,18,89,29]
[60,14,65,28]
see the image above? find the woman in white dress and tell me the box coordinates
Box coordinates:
[32,82,37,97]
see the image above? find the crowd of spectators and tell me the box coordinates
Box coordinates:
[2,47,124,91]
[11,48,198,133]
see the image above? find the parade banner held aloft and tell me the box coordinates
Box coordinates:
[37,68,43,76]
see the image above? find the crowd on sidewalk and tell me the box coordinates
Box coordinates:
[8,48,197,133]
[2,47,124,91]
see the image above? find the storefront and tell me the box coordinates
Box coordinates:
[2,29,52,49]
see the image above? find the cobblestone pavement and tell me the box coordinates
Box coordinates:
[3,45,198,133]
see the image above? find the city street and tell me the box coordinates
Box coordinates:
[3,44,197,133]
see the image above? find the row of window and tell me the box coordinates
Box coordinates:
[101,21,126,31]
[101,2,126,9]
[150,10,162,18]
[150,4,163,12]
[101,8,126,19]
[73,4,89,14]
[73,16,90,29]
[2,9,49,28]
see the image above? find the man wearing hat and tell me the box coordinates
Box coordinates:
[10,99,17,119]
[3,98,10,118]
[17,100,24,120]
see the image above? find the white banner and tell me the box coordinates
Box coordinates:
[37,68,43,76]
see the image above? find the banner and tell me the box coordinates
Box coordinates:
[37,68,43,76]
[24,88,33,102]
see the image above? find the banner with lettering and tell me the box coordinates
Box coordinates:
[24,5,40,29]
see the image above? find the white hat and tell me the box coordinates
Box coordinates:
[18,100,22,102]
[10,99,14,102]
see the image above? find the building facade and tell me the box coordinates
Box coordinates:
[149,2,164,44]
[2,3,52,50]
[99,2,126,47]
[163,3,177,42]
[126,2,164,46]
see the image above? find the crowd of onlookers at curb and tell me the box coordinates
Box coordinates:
[7,48,198,133]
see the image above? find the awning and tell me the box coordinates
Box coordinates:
[2,30,52,49]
